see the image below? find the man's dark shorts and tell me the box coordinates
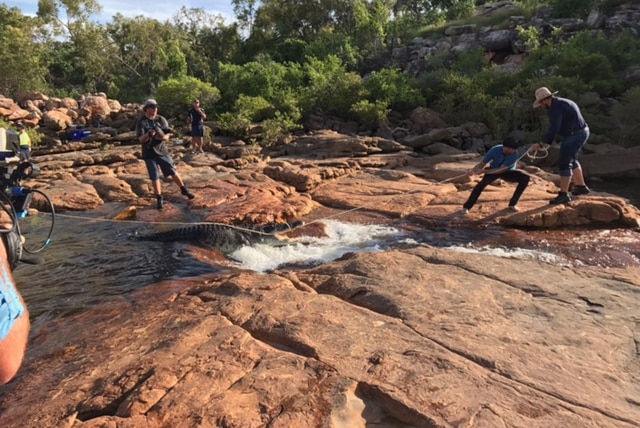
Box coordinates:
[190,125,204,138]
[558,128,589,177]
[144,155,177,181]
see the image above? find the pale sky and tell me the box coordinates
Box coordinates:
[4,0,236,24]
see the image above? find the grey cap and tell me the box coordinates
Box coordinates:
[143,99,158,109]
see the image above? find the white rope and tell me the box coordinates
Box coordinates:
[525,146,549,161]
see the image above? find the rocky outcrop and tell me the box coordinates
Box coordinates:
[1,247,639,427]
[396,1,640,77]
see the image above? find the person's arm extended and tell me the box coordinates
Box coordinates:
[467,161,488,176]
[0,237,29,384]
[541,105,562,145]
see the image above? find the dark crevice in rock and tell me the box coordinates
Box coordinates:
[578,296,604,307]
[424,335,498,372]
[315,277,406,319]
[626,397,640,408]
[356,382,449,428]
[241,326,319,359]
[75,369,154,421]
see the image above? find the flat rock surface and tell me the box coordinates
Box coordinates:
[1,135,639,427]
[0,248,638,427]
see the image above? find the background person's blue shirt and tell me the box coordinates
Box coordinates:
[482,145,519,171]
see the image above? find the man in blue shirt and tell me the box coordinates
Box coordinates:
[462,136,530,214]
[532,87,591,205]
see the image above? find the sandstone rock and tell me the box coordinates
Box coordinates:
[43,110,73,130]
[2,249,638,427]
[401,127,465,150]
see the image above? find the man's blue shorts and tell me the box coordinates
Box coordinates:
[144,156,177,181]
[0,264,25,340]
[190,124,204,138]
[558,128,590,177]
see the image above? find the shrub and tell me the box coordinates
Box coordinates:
[364,68,425,112]
[262,112,303,146]
[350,100,390,129]
[611,86,640,148]
[217,59,305,113]
[217,112,251,138]
[516,25,541,52]
[235,95,273,122]
[550,0,598,18]
[155,76,221,120]
[451,48,486,76]
[300,55,366,117]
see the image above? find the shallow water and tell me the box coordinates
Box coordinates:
[11,203,640,329]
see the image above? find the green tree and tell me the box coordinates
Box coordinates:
[37,0,102,39]
[172,7,242,83]
[304,29,361,68]
[0,5,49,96]
[107,14,188,99]
[217,57,305,113]
[300,55,366,117]
[232,0,259,35]
[364,68,425,112]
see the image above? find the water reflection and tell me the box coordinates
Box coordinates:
[10,206,640,329]
[13,210,218,327]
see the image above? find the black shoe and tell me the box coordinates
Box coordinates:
[572,185,591,196]
[549,193,571,205]
[156,195,163,210]
[181,187,195,199]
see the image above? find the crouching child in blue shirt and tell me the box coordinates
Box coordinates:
[462,136,530,214]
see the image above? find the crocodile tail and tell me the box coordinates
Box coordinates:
[133,223,219,242]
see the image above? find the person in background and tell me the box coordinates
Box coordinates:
[186,99,206,154]
[461,136,531,214]
[531,87,591,205]
[16,123,31,162]
[135,99,195,210]
[0,228,30,384]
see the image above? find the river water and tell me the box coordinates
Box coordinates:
[12,199,640,330]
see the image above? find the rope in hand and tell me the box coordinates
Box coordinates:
[524,145,549,161]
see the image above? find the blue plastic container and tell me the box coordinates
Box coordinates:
[71,130,91,141]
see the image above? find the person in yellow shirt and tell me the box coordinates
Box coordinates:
[16,123,31,161]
